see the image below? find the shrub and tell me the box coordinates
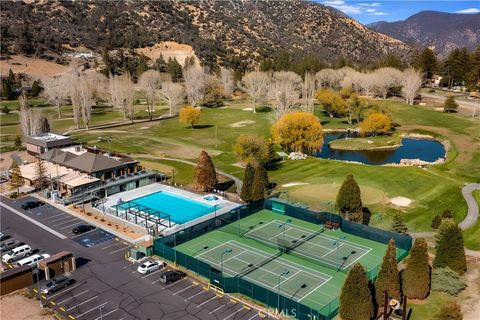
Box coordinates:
[443,95,458,113]
[428,89,436,93]
[434,302,463,320]
[9,192,18,199]
[431,215,442,229]
[360,112,392,136]
[431,268,466,296]
[233,134,276,166]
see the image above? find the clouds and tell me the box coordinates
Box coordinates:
[322,1,388,16]
[455,8,480,14]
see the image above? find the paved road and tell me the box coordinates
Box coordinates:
[0,196,272,320]
[421,92,480,115]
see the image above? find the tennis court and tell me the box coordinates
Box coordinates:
[244,220,372,271]
[195,240,336,307]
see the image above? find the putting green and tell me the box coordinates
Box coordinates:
[288,184,389,206]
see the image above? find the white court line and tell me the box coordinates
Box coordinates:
[0,202,66,239]
[66,295,98,311]
[322,243,344,258]
[57,290,90,304]
[75,302,108,317]
[271,270,301,290]
[298,280,329,302]
[94,308,118,320]
[196,295,217,307]
[185,289,205,301]
[109,246,130,254]
[47,283,84,299]
[172,284,195,295]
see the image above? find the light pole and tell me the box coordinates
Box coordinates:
[220,248,232,275]
[99,304,104,320]
[278,219,292,251]
[35,268,42,308]
[277,269,290,312]
[332,235,347,259]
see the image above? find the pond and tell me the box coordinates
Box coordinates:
[315,133,446,165]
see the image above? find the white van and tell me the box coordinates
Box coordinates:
[16,253,50,268]
[2,244,32,263]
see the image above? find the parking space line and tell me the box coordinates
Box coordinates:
[108,246,130,254]
[141,270,163,279]
[66,295,98,311]
[74,302,107,317]
[94,308,118,320]
[223,306,244,320]
[210,304,226,314]
[184,289,206,301]
[100,242,124,250]
[48,283,85,299]
[43,213,67,221]
[52,218,80,227]
[172,283,195,295]
[247,313,259,320]
[196,295,217,307]
[57,290,90,305]
[162,278,186,289]
[47,215,74,224]
[60,222,84,230]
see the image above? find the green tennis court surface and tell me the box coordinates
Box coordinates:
[176,209,401,312]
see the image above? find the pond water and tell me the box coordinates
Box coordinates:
[315,133,446,165]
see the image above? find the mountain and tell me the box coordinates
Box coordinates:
[368,11,480,56]
[0,0,409,68]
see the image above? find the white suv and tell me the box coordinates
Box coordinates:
[16,253,50,268]
[2,244,32,263]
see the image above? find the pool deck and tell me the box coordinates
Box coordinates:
[98,183,242,236]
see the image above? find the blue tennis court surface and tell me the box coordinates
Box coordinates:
[117,191,218,224]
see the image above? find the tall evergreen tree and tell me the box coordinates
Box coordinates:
[431,215,442,229]
[251,165,268,202]
[156,54,167,72]
[194,150,217,192]
[339,263,373,320]
[1,79,14,100]
[336,174,363,222]
[434,302,463,320]
[375,239,401,307]
[413,48,437,80]
[34,158,48,189]
[240,162,255,203]
[167,57,183,82]
[391,212,408,234]
[433,219,467,275]
[402,238,430,299]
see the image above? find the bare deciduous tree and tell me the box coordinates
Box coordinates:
[372,68,403,99]
[19,92,31,136]
[160,81,185,116]
[219,67,235,98]
[138,70,162,120]
[302,71,316,113]
[268,71,302,119]
[183,66,207,107]
[109,73,135,121]
[78,74,95,130]
[239,71,270,113]
[402,68,423,105]
[41,75,67,118]
[315,69,342,89]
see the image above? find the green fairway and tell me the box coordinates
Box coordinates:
[176,209,402,315]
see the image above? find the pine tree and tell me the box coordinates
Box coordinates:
[444,96,458,113]
[31,80,42,97]
[442,209,453,219]
[34,158,48,189]
[1,79,14,100]
[240,162,255,203]
[156,54,167,72]
[336,174,363,222]
[433,219,467,275]
[10,161,23,194]
[339,263,373,320]
[391,212,408,234]
[434,302,463,320]
[14,134,22,150]
[431,215,442,229]
[194,150,217,192]
[375,239,401,307]
[251,165,268,202]
[402,238,430,299]
[167,57,183,82]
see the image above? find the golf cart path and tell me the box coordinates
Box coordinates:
[412,183,480,257]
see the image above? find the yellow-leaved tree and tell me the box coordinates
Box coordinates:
[315,88,346,118]
[360,112,392,136]
[179,105,201,129]
[271,112,323,154]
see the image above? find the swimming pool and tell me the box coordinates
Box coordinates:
[117,191,219,224]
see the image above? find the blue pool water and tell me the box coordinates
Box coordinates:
[118,191,217,224]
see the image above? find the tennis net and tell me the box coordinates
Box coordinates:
[284,227,325,253]
[236,250,283,278]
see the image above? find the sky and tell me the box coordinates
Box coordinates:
[315,1,480,24]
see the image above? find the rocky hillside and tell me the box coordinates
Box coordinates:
[0,0,410,68]
[369,11,480,57]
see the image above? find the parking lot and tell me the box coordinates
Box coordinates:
[1,196,276,320]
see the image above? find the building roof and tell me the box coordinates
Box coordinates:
[24,133,72,148]
[64,152,124,174]
[57,172,100,188]
[40,149,77,165]
[18,161,74,181]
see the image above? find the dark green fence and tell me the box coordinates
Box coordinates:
[154,240,337,320]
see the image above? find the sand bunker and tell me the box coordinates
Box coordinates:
[282,182,310,188]
[230,120,255,128]
[390,196,412,207]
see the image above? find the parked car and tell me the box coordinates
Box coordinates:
[0,232,10,242]
[137,260,166,274]
[21,200,45,210]
[40,276,72,295]
[158,270,186,284]
[0,240,25,254]
[72,224,96,235]
[2,244,32,263]
[16,253,50,268]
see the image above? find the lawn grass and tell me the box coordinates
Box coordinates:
[463,189,480,250]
